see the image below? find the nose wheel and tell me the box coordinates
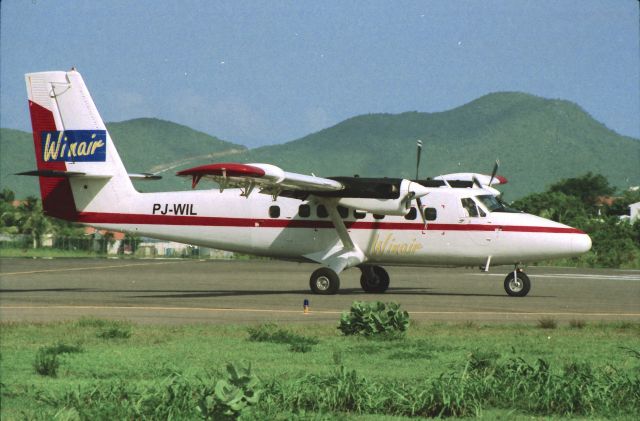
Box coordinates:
[504,269,531,297]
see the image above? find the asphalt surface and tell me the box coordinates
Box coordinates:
[1,258,638,325]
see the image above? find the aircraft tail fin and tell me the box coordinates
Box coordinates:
[25,69,136,220]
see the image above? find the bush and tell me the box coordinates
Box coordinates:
[34,348,59,377]
[198,363,262,420]
[97,326,131,339]
[537,317,558,329]
[569,319,586,329]
[247,324,318,352]
[33,342,83,377]
[338,301,409,339]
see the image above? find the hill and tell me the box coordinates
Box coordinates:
[2,94,639,199]
[0,118,245,196]
[217,92,640,200]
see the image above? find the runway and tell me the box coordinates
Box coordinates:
[1,258,638,325]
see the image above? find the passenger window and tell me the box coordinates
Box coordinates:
[424,207,437,221]
[405,207,417,220]
[373,214,385,220]
[317,205,328,218]
[337,206,349,219]
[269,205,280,218]
[461,198,478,217]
[298,204,310,218]
[353,210,366,219]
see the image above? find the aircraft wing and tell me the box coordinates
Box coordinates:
[176,162,344,194]
[435,172,507,186]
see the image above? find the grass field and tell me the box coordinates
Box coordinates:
[1,318,639,420]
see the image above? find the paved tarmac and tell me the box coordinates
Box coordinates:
[0,258,638,325]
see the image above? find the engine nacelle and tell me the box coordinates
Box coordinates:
[336,179,429,215]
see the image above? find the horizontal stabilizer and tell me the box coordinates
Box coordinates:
[17,170,161,180]
[16,170,112,179]
[128,173,162,180]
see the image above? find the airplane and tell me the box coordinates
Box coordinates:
[19,69,592,297]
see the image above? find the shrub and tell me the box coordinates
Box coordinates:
[97,326,131,339]
[33,342,83,377]
[198,363,262,420]
[569,319,586,329]
[34,348,59,377]
[247,324,318,352]
[338,301,409,339]
[537,317,557,329]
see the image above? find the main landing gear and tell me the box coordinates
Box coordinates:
[309,265,391,295]
[359,265,390,293]
[503,267,531,297]
[309,267,341,295]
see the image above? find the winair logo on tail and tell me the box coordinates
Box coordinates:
[41,130,107,162]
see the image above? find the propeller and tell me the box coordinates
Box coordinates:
[415,139,422,180]
[472,159,500,189]
[413,139,427,228]
[488,159,499,187]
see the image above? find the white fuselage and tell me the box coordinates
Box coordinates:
[75,186,592,268]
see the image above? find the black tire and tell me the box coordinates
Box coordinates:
[310,267,340,295]
[359,265,390,293]
[504,271,531,297]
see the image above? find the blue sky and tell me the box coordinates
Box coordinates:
[2,0,638,147]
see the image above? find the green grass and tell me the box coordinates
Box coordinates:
[1,320,638,419]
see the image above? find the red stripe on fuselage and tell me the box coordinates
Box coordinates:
[76,212,585,234]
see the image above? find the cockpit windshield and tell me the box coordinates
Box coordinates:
[475,195,520,213]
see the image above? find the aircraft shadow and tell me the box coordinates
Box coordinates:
[0,288,93,293]
[0,287,551,299]
[131,287,515,299]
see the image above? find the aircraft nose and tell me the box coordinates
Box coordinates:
[571,233,592,254]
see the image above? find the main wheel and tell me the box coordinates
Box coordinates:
[504,271,531,297]
[310,267,340,295]
[360,265,390,293]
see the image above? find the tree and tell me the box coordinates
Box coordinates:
[607,189,640,217]
[583,217,637,268]
[549,172,615,208]
[14,197,52,248]
[0,188,18,234]
[510,191,588,226]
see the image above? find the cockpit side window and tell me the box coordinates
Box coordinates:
[461,198,479,217]
[475,195,520,213]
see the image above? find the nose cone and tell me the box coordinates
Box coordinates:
[571,233,592,255]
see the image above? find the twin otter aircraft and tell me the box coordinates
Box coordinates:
[22,69,592,297]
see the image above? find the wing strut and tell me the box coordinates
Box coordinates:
[303,198,366,274]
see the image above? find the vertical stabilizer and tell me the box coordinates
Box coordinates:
[25,70,136,220]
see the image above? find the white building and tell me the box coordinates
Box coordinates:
[630,202,640,222]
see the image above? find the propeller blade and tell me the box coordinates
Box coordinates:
[415,139,423,180]
[488,159,499,187]
[472,175,483,188]
[416,196,427,229]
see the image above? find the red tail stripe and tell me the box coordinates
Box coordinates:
[28,101,78,219]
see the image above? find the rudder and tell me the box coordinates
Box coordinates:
[25,69,136,220]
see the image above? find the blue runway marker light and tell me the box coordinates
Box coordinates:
[303,299,310,314]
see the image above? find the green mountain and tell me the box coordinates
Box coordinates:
[2,94,638,199]
[0,118,246,196]
[218,92,640,200]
